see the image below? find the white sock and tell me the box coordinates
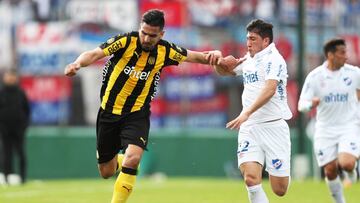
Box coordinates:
[246,184,269,203]
[326,176,346,203]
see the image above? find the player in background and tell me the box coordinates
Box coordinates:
[65,9,222,203]
[298,38,360,203]
[213,19,292,203]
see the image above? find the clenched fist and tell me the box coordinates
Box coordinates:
[64,63,81,76]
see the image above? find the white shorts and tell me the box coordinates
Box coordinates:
[314,127,360,167]
[237,119,291,177]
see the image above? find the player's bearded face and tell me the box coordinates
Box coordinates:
[246,32,269,57]
[139,23,164,52]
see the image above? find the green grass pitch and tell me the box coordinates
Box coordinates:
[1,177,359,203]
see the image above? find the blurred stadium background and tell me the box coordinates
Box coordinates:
[0,0,359,202]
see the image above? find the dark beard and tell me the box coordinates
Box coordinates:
[141,45,153,52]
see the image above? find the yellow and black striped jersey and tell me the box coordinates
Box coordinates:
[99,31,187,115]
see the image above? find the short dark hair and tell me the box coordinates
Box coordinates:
[141,9,165,30]
[323,38,346,58]
[246,19,273,43]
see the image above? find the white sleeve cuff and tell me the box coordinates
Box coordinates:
[298,100,313,112]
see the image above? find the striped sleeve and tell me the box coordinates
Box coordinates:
[100,33,129,56]
[163,41,188,66]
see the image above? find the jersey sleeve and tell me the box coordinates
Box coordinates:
[164,42,188,66]
[298,73,317,112]
[299,73,316,100]
[99,33,129,56]
[264,54,287,82]
[356,66,360,90]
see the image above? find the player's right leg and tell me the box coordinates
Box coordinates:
[238,124,268,203]
[96,108,122,179]
[240,162,268,203]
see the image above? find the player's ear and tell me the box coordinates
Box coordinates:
[263,37,270,46]
[160,30,165,38]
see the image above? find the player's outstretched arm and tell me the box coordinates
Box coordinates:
[185,50,222,65]
[213,55,246,76]
[64,47,106,77]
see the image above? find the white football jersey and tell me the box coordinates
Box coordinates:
[299,62,360,132]
[234,43,292,124]
[358,102,360,124]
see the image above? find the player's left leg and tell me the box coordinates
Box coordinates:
[338,132,360,187]
[111,144,143,203]
[111,109,150,203]
[338,152,358,186]
[269,175,290,196]
[261,119,291,196]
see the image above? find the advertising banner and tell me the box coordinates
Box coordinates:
[279,0,338,26]
[0,3,13,69]
[20,76,72,124]
[66,0,138,31]
[17,22,78,75]
[140,1,188,27]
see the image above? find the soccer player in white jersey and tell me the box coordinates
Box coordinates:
[298,38,360,203]
[214,19,292,203]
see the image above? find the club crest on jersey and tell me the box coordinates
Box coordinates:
[343,77,352,86]
[272,159,283,170]
[107,37,115,44]
[350,142,357,150]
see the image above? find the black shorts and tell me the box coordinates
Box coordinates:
[96,108,150,164]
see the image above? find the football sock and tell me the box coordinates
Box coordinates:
[111,167,137,203]
[116,154,125,173]
[326,176,346,203]
[246,184,269,203]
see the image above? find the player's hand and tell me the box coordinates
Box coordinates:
[64,63,80,77]
[205,50,222,65]
[226,110,250,130]
[218,55,246,71]
[311,97,320,108]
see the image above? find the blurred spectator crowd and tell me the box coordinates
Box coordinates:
[0,0,359,128]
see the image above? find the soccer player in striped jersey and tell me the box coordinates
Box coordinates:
[298,38,360,203]
[65,9,222,203]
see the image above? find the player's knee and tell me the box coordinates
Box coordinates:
[123,153,141,169]
[324,169,337,180]
[340,161,355,172]
[272,186,287,197]
[99,170,114,179]
[324,164,338,179]
[98,166,115,179]
[243,174,260,187]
